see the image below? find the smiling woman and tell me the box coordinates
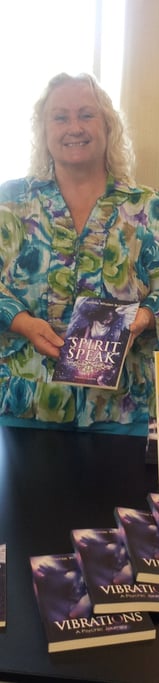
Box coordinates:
[29,73,132,235]
[44,80,107,202]
[0,71,158,435]
[30,73,132,182]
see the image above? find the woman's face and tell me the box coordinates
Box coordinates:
[45,81,107,172]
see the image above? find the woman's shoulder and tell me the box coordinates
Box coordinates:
[0,175,55,204]
[115,178,159,198]
[115,178,148,193]
[0,176,29,204]
[112,180,159,216]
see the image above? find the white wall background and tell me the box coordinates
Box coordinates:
[0,0,125,182]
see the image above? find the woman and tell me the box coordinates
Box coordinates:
[0,72,158,433]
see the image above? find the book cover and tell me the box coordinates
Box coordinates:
[0,544,6,628]
[30,553,155,651]
[53,297,139,390]
[71,527,159,613]
[145,421,157,465]
[114,506,159,583]
[147,493,159,528]
[154,351,159,480]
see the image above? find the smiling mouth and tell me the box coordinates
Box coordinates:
[64,141,90,147]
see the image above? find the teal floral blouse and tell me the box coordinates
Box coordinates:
[0,173,159,433]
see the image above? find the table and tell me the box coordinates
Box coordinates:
[0,426,158,683]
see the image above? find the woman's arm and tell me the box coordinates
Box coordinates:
[129,190,159,342]
[0,204,63,358]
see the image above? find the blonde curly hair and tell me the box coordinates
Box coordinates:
[29,72,135,183]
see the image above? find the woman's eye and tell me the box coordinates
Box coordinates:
[80,113,94,120]
[54,115,68,122]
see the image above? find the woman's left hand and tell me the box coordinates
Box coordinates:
[129,307,155,348]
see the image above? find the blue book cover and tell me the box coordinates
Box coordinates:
[114,507,159,583]
[71,528,159,613]
[30,552,155,651]
[53,296,139,390]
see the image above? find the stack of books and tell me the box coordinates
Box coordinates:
[29,492,159,653]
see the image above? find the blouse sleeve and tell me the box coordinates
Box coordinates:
[139,190,159,313]
[0,205,29,356]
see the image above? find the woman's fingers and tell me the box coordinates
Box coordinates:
[129,307,155,337]
[27,319,64,357]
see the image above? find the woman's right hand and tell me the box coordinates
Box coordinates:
[10,312,64,358]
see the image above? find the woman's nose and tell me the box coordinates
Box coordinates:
[67,117,84,134]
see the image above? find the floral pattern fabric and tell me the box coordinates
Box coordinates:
[0,174,159,431]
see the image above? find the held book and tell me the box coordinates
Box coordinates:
[71,527,159,613]
[147,493,159,528]
[30,553,156,651]
[0,544,6,628]
[53,296,139,390]
[114,506,159,583]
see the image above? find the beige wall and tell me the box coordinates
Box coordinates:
[120,0,159,188]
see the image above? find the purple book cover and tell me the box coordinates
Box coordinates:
[53,296,139,390]
[30,553,155,650]
[147,493,159,528]
[114,507,159,583]
[71,528,159,613]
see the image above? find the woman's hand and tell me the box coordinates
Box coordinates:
[129,306,155,349]
[10,312,64,358]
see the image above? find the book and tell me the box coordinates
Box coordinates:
[71,527,159,613]
[30,552,156,650]
[145,421,157,465]
[0,544,6,628]
[114,506,159,583]
[154,351,159,480]
[53,296,139,390]
[147,492,159,528]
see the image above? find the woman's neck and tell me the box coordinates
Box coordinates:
[54,165,107,234]
[55,167,107,203]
